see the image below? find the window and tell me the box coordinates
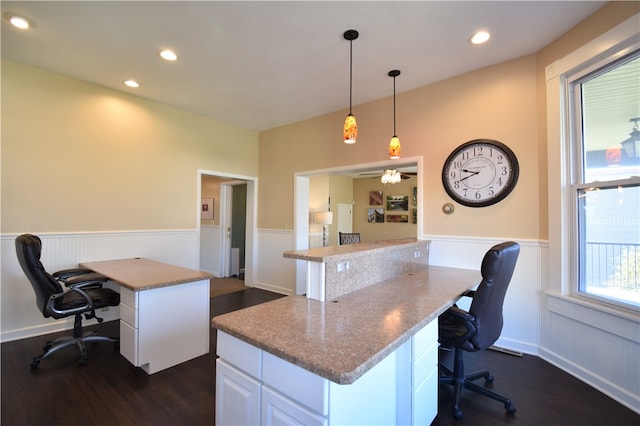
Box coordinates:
[570,51,640,310]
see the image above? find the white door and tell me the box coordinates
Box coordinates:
[337,203,353,234]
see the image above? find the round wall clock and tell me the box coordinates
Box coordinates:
[442,139,519,207]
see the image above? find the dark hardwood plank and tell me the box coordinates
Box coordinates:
[2,288,637,425]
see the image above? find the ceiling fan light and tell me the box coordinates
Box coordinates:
[389,136,401,160]
[381,169,401,185]
[344,114,357,144]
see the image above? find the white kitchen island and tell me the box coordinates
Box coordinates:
[212,240,480,425]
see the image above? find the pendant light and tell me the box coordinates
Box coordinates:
[388,69,401,159]
[343,30,359,144]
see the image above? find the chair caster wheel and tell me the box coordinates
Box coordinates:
[453,406,463,419]
[505,401,516,414]
[78,356,88,366]
[30,358,41,369]
[485,374,494,383]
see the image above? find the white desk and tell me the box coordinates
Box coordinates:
[81,258,213,374]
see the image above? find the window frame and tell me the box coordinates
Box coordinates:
[545,13,640,323]
[567,51,640,311]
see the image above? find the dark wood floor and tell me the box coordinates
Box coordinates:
[2,288,637,425]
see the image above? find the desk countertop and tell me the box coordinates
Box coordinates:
[80,258,213,291]
[212,265,480,384]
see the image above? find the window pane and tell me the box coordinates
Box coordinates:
[577,184,640,308]
[581,55,640,183]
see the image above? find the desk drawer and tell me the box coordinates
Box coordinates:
[120,302,137,328]
[120,320,139,366]
[119,286,136,308]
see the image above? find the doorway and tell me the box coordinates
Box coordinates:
[198,169,257,285]
[292,157,423,294]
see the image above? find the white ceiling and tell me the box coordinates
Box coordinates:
[1,1,605,132]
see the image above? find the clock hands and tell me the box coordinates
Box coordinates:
[455,169,479,184]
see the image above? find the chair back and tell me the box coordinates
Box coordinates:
[468,241,520,350]
[15,234,64,317]
[339,232,361,245]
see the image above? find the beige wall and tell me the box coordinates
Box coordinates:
[534,1,640,240]
[353,176,417,243]
[260,54,540,240]
[1,60,259,233]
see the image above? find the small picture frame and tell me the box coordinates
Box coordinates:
[412,187,417,206]
[368,208,384,223]
[386,195,409,211]
[369,190,383,206]
[412,208,417,224]
[201,198,214,220]
[386,214,409,223]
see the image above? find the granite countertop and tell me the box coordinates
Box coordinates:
[80,258,213,291]
[212,265,480,384]
[283,238,425,262]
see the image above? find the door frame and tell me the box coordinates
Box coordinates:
[197,169,258,285]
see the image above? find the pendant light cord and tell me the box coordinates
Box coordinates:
[349,39,353,114]
[393,75,396,135]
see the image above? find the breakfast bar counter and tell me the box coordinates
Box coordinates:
[212,265,479,384]
[212,262,480,425]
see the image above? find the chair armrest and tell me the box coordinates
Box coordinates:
[46,286,95,317]
[461,289,476,298]
[440,305,477,344]
[52,268,95,280]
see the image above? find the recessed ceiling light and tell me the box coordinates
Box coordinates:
[159,49,178,61]
[123,80,140,88]
[5,13,31,29]
[470,30,491,45]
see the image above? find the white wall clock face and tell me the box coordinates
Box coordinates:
[442,139,519,207]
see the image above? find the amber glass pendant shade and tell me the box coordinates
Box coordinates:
[389,136,401,159]
[344,114,357,144]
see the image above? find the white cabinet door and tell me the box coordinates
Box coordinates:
[262,386,327,426]
[216,359,261,426]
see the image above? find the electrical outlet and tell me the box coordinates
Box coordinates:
[337,261,349,272]
[414,250,420,258]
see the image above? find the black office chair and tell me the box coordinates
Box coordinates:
[438,241,520,419]
[339,232,361,245]
[15,234,120,367]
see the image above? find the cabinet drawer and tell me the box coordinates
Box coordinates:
[119,286,136,308]
[412,367,438,425]
[413,343,438,390]
[119,302,137,328]
[217,331,262,379]
[119,320,139,366]
[413,319,438,358]
[262,352,329,416]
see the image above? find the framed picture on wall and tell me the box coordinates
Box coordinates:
[386,195,409,211]
[201,198,214,220]
[368,208,384,223]
[412,208,417,224]
[386,214,409,223]
[369,190,383,206]
[412,187,417,206]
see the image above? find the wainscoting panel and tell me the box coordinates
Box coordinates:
[540,295,640,413]
[200,225,221,276]
[253,229,295,295]
[1,230,198,342]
